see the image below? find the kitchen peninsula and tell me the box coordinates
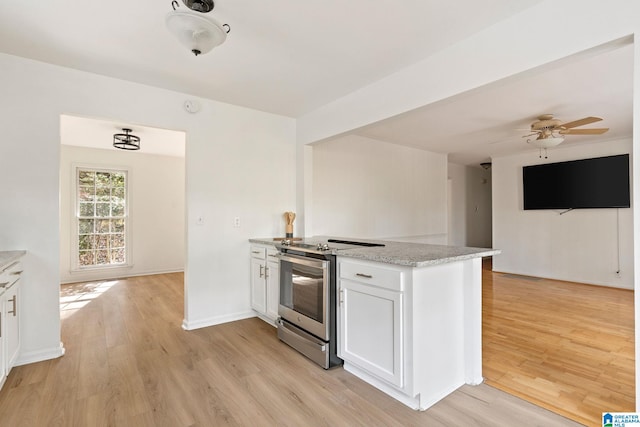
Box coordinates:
[248,237,499,410]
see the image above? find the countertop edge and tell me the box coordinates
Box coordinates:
[248,237,500,267]
[249,238,278,245]
[336,249,501,267]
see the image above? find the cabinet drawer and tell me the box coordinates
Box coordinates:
[266,247,280,261]
[1,261,22,275]
[0,261,22,290]
[339,259,404,291]
[250,246,267,260]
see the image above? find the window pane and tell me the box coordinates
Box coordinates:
[78,187,94,201]
[79,251,95,266]
[96,187,110,202]
[79,219,94,234]
[96,172,110,187]
[96,203,110,217]
[110,248,125,264]
[78,171,95,186]
[96,250,109,264]
[96,219,110,234]
[96,235,109,249]
[112,173,125,187]
[79,235,95,250]
[79,202,95,217]
[112,219,124,233]
[110,234,125,248]
[111,203,124,217]
[112,187,125,203]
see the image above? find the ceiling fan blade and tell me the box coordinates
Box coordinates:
[559,128,609,135]
[560,116,602,129]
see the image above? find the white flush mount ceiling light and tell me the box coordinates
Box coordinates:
[166,0,230,56]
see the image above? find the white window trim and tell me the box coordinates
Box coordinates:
[70,163,134,272]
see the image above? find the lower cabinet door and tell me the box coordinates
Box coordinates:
[265,259,280,321]
[4,281,19,371]
[339,280,403,388]
[250,258,267,314]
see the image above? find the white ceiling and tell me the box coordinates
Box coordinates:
[354,41,634,165]
[60,115,186,157]
[0,1,633,166]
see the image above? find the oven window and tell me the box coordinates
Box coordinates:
[280,262,324,323]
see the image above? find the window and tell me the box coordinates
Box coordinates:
[75,168,129,268]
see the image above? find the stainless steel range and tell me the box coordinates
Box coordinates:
[275,238,384,369]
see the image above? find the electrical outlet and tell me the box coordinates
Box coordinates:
[234,217,241,228]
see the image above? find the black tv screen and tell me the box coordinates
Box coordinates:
[523,154,630,210]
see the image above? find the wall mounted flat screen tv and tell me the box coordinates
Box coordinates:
[523,154,630,210]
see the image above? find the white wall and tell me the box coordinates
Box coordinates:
[311,135,447,242]
[0,52,296,363]
[492,139,633,289]
[447,164,493,248]
[59,145,185,284]
[447,164,467,247]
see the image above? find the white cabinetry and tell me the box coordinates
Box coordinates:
[0,255,23,389]
[337,256,483,411]
[339,260,404,388]
[250,244,280,324]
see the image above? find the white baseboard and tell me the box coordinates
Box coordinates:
[15,342,65,366]
[61,268,184,285]
[182,310,256,330]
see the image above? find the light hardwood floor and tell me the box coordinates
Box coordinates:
[0,272,582,426]
[483,259,635,426]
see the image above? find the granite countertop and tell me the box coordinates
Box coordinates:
[0,251,26,270]
[249,238,279,246]
[336,240,499,268]
[249,237,499,268]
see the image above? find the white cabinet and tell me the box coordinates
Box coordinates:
[337,256,483,411]
[0,255,23,388]
[4,278,20,371]
[250,244,280,324]
[250,252,267,313]
[338,259,405,388]
[265,251,280,320]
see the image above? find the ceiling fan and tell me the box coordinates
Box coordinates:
[523,114,609,145]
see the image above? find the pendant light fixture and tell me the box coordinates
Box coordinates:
[113,128,141,151]
[166,0,230,56]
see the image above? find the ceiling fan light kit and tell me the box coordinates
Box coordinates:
[522,114,609,157]
[166,0,230,56]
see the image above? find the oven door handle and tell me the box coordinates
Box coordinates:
[277,253,328,269]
